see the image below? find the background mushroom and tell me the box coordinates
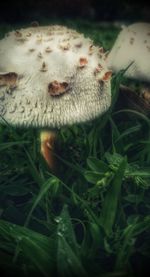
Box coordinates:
[107,22,150,114]
[0,25,112,171]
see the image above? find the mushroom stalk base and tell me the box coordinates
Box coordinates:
[40,130,57,172]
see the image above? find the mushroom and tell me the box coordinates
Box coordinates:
[0,25,112,171]
[107,23,150,112]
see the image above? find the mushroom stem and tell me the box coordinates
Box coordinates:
[40,130,57,172]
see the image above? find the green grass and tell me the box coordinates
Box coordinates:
[0,20,150,277]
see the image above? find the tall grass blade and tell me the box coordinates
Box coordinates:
[20,236,53,276]
[100,158,127,236]
[0,219,55,276]
[57,205,79,252]
[57,205,87,276]
[0,141,29,151]
[24,177,58,227]
[115,216,150,270]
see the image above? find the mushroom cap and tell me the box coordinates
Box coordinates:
[107,23,150,82]
[0,25,111,128]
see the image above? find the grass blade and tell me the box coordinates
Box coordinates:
[20,236,53,276]
[100,157,127,236]
[57,205,87,276]
[115,216,150,270]
[24,177,58,227]
[0,219,55,276]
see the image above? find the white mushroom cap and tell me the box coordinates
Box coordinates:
[0,25,111,128]
[107,23,150,82]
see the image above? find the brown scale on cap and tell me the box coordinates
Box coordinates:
[62,37,70,42]
[0,72,18,88]
[59,42,70,51]
[102,71,112,81]
[47,31,53,36]
[98,47,105,58]
[15,30,27,42]
[44,37,53,42]
[36,35,43,43]
[38,52,43,59]
[45,47,52,53]
[94,64,103,76]
[56,31,64,36]
[103,51,109,61]
[99,47,104,54]
[29,48,35,52]
[48,81,69,96]
[75,42,82,48]
[15,31,22,38]
[146,46,150,52]
[26,32,32,37]
[78,57,88,68]
[95,70,112,83]
[88,45,94,55]
[40,62,48,72]
[72,35,78,39]
[17,37,27,43]
[130,37,135,45]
